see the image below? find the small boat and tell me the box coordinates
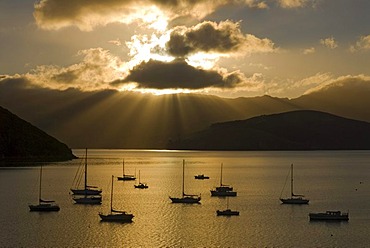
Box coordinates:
[99,175,134,222]
[29,165,60,212]
[70,148,102,196]
[279,164,309,204]
[195,174,210,180]
[134,170,148,189]
[170,160,201,204]
[210,163,237,197]
[73,195,102,205]
[216,197,239,216]
[117,159,136,181]
[309,211,349,221]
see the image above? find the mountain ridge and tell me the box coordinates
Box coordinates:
[1,77,370,148]
[168,110,370,150]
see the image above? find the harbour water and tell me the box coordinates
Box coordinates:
[1,150,370,247]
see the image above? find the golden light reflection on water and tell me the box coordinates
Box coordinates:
[2,150,370,247]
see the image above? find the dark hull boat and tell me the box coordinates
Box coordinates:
[280,164,309,205]
[117,159,136,181]
[73,195,102,205]
[216,198,239,216]
[211,163,237,197]
[309,211,349,221]
[134,170,148,189]
[29,165,60,212]
[195,174,209,180]
[170,160,201,204]
[71,148,102,196]
[99,175,134,222]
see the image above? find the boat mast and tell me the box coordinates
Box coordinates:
[182,159,185,196]
[138,170,141,184]
[110,175,114,213]
[38,165,43,204]
[122,159,125,177]
[84,148,88,190]
[220,163,223,186]
[290,164,294,197]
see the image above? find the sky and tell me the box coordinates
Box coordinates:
[1,0,370,99]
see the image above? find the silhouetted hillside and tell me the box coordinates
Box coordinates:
[169,110,370,150]
[0,106,76,162]
[1,77,370,148]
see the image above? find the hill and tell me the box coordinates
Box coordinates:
[1,76,370,148]
[0,106,76,162]
[168,110,370,150]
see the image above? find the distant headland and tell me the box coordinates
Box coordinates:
[0,106,76,163]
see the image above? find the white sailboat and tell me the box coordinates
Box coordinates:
[170,160,201,204]
[70,148,102,196]
[216,197,239,216]
[210,163,237,197]
[29,165,60,212]
[134,170,148,189]
[280,164,309,204]
[117,159,136,181]
[99,175,134,222]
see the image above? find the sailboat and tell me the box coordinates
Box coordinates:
[216,197,239,216]
[134,170,148,189]
[210,163,237,197]
[70,148,102,196]
[170,160,201,204]
[280,164,309,204]
[29,165,60,212]
[99,175,134,222]
[117,159,136,181]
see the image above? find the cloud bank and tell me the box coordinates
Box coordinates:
[34,0,311,31]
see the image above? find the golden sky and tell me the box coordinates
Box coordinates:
[1,0,370,98]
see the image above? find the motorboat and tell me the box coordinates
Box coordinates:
[195,174,209,180]
[309,211,349,221]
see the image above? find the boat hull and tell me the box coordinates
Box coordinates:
[211,190,237,197]
[195,175,209,179]
[71,189,102,195]
[117,176,136,181]
[99,213,134,222]
[216,209,239,216]
[309,211,349,221]
[280,197,309,204]
[29,203,60,212]
[134,183,148,189]
[170,196,201,204]
[73,196,102,205]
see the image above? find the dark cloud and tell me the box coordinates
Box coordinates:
[164,21,276,57]
[117,59,243,89]
[166,21,246,57]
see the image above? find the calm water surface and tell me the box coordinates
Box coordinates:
[1,150,370,247]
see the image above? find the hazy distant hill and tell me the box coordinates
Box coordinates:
[169,110,370,150]
[1,77,370,148]
[0,106,76,162]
